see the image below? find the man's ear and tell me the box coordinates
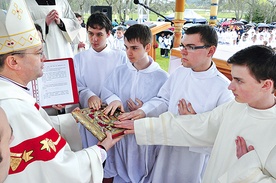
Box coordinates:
[207,45,216,57]
[5,55,21,70]
[262,79,274,93]
[145,43,151,52]
[106,30,111,38]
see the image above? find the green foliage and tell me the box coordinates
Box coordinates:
[244,8,265,23]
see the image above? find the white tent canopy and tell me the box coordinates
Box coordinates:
[165,9,207,24]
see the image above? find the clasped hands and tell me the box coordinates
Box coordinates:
[46,9,61,26]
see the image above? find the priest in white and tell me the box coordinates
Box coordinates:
[25,0,81,59]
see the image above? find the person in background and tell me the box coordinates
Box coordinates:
[75,12,85,28]
[73,12,127,148]
[71,12,88,55]
[0,1,121,182]
[101,24,169,183]
[112,26,126,51]
[117,25,234,183]
[25,0,81,59]
[163,34,171,58]
[115,45,276,182]
[158,32,165,57]
[0,108,14,183]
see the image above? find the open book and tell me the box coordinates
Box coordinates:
[29,58,79,108]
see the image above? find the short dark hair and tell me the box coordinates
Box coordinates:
[185,25,218,47]
[124,24,152,47]
[34,23,44,42]
[86,12,112,33]
[116,26,125,32]
[228,45,276,89]
[74,12,82,18]
[0,54,9,70]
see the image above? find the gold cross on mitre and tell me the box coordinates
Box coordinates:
[0,0,41,54]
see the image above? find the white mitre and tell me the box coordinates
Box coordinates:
[0,0,41,54]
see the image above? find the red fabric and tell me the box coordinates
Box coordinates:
[34,103,40,110]
[9,128,66,174]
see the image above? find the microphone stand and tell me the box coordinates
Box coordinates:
[136,2,173,25]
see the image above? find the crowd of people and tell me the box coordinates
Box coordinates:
[216,24,276,50]
[0,0,276,183]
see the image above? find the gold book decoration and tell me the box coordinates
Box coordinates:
[71,105,125,141]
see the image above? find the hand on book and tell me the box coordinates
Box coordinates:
[114,120,135,135]
[98,131,124,151]
[127,98,143,111]
[71,107,125,141]
[103,100,125,116]
[118,109,146,121]
[88,96,102,110]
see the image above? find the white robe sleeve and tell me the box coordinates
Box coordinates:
[42,109,82,152]
[134,109,222,147]
[218,147,276,182]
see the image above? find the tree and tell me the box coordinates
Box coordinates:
[0,0,9,10]
[267,0,276,22]
[245,0,257,23]
[228,0,247,20]
[244,2,265,23]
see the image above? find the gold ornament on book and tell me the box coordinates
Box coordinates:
[72,104,125,141]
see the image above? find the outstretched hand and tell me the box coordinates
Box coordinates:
[235,136,254,159]
[114,120,135,134]
[88,96,102,110]
[103,100,125,115]
[118,109,146,121]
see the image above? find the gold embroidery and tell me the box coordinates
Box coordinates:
[12,3,23,20]
[10,157,22,171]
[10,135,61,172]
[10,150,33,171]
[22,150,34,162]
[10,152,22,157]
[40,135,61,152]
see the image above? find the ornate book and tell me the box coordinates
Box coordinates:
[71,105,125,141]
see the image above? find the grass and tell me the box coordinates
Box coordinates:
[155,48,170,72]
[194,10,235,20]
[83,9,235,23]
